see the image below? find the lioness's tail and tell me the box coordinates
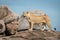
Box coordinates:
[42,15,52,30]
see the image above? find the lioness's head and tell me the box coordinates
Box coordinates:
[23,11,31,18]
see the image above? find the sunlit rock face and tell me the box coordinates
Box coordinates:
[31,10,46,16]
[0,6,19,34]
[18,16,30,30]
[0,6,19,23]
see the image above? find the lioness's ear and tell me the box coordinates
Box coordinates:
[26,11,28,14]
[23,12,24,14]
[44,13,47,16]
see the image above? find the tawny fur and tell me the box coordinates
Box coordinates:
[23,12,51,31]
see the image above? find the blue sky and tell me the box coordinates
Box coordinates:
[0,0,60,31]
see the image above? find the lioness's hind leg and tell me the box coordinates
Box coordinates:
[41,25,46,31]
[47,22,52,32]
[40,23,46,31]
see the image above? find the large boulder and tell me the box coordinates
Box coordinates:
[0,6,19,23]
[30,10,46,16]
[0,6,19,34]
[18,16,30,30]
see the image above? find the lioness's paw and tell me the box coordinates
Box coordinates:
[41,29,45,31]
[28,29,33,31]
[48,30,52,32]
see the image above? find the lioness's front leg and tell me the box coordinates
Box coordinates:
[29,22,34,31]
[47,22,52,32]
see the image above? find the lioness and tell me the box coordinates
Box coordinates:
[23,12,52,31]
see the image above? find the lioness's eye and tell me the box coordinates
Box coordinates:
[27,12,28,14]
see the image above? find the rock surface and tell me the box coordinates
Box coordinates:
[0,6,60,40]
[6,20,18,35]
[0,6,19,34]
[0,6,19,24]
[0,30,60,40]
[18,16,30,30]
